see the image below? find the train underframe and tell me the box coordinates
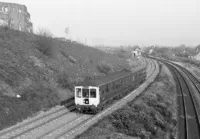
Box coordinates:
[75,104,100,114]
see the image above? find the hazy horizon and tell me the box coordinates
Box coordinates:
[2,0,200,47]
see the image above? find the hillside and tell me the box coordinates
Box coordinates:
[96,45,137,59]
[0,27,138,130]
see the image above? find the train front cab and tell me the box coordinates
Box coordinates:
[75,86,100,113]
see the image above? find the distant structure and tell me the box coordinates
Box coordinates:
[196,46,200,54]
[195,52,200,60]
[0,2,33,33]
[132,48,141,57]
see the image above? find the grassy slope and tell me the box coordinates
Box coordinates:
[0,27,136,130]
[77,64,177,139]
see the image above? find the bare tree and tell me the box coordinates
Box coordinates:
[64,27,69,38]
[36,28,53,38]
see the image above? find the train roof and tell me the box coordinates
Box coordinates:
[75,65,146,87]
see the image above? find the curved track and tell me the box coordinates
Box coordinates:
[152,57,200,139]
[0,58,158,139]
[56,58,158,139]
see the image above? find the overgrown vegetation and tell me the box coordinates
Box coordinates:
[0,27,135,130]
[96,62,112,75]
[34,36,55,57]
[0,84,59,130]
[34,28,56,57]
[77,64,177,139]
[56,72,74,91]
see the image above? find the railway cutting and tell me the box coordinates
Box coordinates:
[0,58,159,139]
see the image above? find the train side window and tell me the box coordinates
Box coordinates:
[90,89,96,98]
[112,82,115,89]
[106,85,109,92]
[76,88,82,98]
[101,89,105,95]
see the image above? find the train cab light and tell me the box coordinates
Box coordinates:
[84,99,89,104]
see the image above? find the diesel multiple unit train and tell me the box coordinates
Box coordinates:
[74,65,146,113]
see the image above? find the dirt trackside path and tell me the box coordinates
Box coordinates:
[76,64,177,139]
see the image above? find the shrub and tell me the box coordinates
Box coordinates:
[20,83,59,107]
[0,26,10,40]
[34,28,55,57]
[61,51,69,59]
[34,36,54,57]
[0,63,23,87]
[56,72,74,91]
[97,62,112,75]
[68,55,77,64]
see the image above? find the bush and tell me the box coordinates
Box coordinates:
[34,36,55,57]
[20,83,59,107]
[56,72,74,91]
[0,26,11,40]
[0,63,24,87]
[97,62,112,75]
[34,28,55,57]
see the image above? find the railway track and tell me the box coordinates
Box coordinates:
[152,58,200,139]
[55,59,158,139]
[0,58,158,139]
[41,58,156,139]
[172,62,200,121]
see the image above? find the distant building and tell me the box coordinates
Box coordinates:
[148,49,152,54]
[132,48,141,57]
[0,2,32,33]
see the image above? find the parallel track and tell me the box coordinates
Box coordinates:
[151,57,200,139]
[0,58,157,139]
[56,59,157,139]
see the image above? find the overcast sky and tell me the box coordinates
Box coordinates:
[2,0,200,46]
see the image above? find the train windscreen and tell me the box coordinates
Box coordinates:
[82,88,89,98]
